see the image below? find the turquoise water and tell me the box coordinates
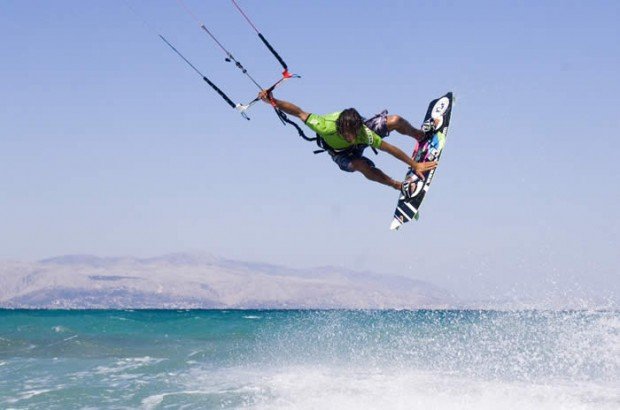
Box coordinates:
[0,310,618,409]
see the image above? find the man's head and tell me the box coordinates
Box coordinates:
[336,108,363,143]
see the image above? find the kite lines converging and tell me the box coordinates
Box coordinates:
[124,0,306,129]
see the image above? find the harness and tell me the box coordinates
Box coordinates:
[271,102,379,156]
[276,114,367,156]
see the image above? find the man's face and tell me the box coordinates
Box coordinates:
[342,129,357,143]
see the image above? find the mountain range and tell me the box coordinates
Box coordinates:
[0,253,455,309]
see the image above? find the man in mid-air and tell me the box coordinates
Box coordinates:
[259,90,437,198]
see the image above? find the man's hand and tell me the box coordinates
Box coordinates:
[258,89,272,104]
[379,141,438,179]
[411,160,437,180]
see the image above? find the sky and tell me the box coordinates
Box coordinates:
[1,0,618,304]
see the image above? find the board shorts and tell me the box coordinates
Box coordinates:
[331,110,389,172]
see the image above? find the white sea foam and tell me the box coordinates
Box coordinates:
[260,367,619,410]
[180,365,619,410]
[4,388,55,404]
[141,390,211,410]
[52,325,68,333]
[141,392,166,408]
[93,356,164,375]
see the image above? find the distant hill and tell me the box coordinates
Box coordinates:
[0,253,455,309]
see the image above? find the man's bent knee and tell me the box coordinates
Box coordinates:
[386,115,404,131]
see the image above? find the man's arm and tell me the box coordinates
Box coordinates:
[379,140,437,179]
[258,90,309,123]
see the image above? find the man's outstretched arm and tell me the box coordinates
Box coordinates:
[258,90,309,122]
[379,140,437,179]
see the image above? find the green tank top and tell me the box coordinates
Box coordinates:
[304,112,382,151]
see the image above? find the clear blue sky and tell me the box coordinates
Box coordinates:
[1,0,618,303]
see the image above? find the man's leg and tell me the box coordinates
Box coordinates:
[386,115,426,141]
[350,158,401,191]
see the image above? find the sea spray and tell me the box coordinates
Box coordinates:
[0,309,617,409]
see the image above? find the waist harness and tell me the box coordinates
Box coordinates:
[276,109,378,155]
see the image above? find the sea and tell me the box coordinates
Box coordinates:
[0,309,618,409]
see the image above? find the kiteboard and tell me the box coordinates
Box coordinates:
[390,92,454,230]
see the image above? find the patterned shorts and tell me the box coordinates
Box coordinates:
[331,110,389,172]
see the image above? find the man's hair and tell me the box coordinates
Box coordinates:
[336,108,363,135]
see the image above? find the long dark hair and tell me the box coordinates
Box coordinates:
[336,108,363,135]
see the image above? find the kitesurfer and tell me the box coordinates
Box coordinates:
[259,90,438,198]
